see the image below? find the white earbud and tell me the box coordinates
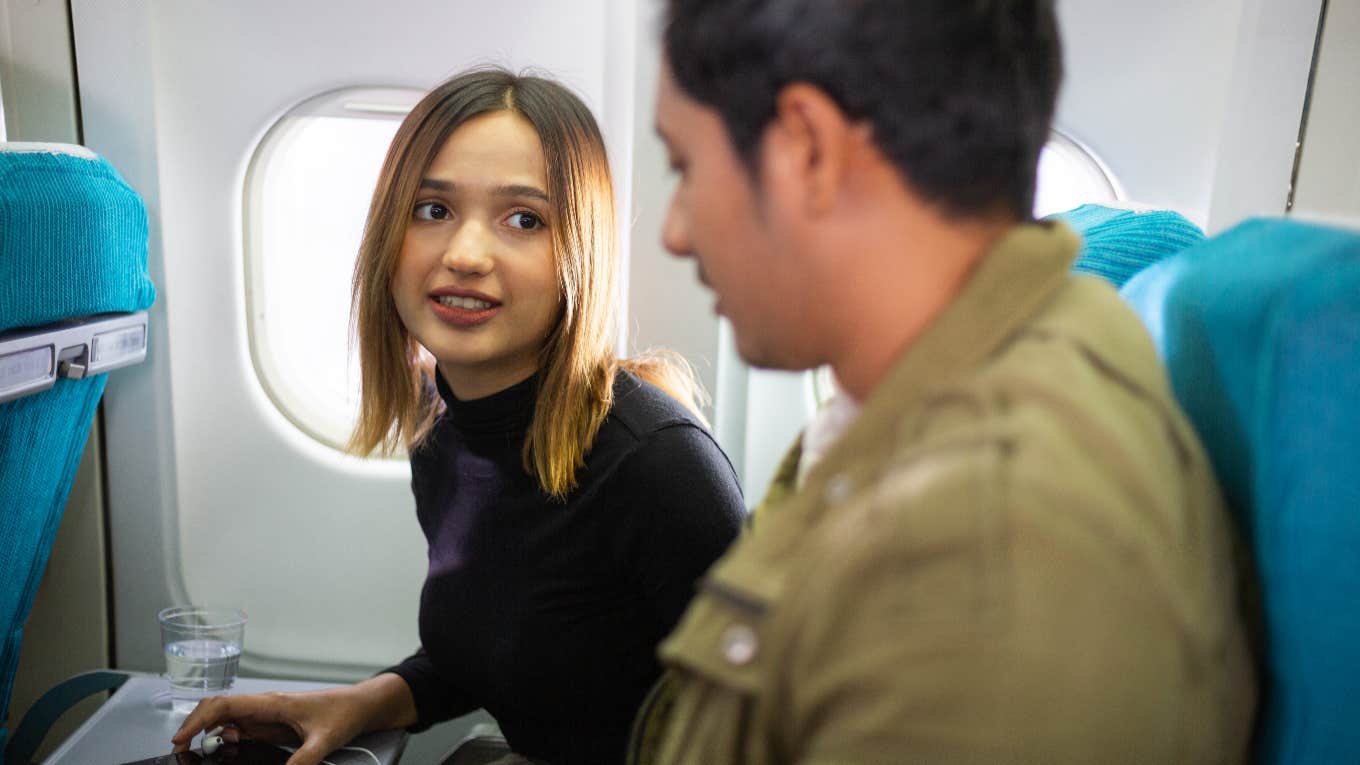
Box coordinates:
[202,735,225,755]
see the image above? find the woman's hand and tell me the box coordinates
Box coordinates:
[170,673,417,765]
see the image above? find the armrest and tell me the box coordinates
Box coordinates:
[5,670,129,765]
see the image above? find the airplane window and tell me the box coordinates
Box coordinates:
[1033,128,1123,218]
[244,87,423,453]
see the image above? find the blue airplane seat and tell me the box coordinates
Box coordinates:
[1049,203,1206,288]
[0,143,155,758]
[1121,217,1360,764]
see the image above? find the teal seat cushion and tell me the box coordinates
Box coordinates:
[0,145,155,331]
[1121,217,1360,764]
[1050,203,1205,288]
[0,377,106,738]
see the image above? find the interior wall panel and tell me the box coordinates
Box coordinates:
[1293,1,1360,223]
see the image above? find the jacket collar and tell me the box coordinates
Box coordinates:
[849,220,1080,431]
[750,219,1077,536]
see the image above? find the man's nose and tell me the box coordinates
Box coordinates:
[661,193,692,258]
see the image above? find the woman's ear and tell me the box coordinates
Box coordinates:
[761,83,858,217]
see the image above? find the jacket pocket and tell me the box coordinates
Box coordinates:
[640,576,775,765]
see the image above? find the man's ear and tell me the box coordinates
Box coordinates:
[762,83,857,217]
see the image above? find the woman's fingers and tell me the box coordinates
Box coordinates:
[169,687,370,763]
[170,693,294,750]
[171,695,235,749]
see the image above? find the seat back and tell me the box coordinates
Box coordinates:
[1121,217,1360,763]
[0,143,155,751]
[1050,202,1206,288]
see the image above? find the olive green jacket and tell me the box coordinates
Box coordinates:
[630,222,1256,765]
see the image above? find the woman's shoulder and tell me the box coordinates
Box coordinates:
[589,371,744,513]
[583,370,735,488]
[606,370,708,442]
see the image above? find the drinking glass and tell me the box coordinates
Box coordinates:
[158,606,247,714]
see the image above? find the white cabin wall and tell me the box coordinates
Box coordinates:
[70,0,184,675]
[1055,0,1323,233]
[0,0,79,144]
[1055,0,1244,227]
[626,2,722,418]
[1205,0,1325,230]
[1293,0,1360,224]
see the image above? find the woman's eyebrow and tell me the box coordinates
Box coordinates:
[419,178,549,204]
[495,184,550,204]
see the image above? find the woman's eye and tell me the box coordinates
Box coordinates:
[508,211,544,231]
[413,202,451,221]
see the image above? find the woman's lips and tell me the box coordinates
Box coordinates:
[429,296,501,327]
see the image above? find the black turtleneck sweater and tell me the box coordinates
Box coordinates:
[385,370,745,765]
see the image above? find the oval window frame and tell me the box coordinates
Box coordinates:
[1034,126,1125,217]
[242,86,424,455]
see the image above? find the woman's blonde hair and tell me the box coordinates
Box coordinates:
[350,68,705,499]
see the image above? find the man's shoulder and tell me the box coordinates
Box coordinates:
[901,273,1199,491]
[779,273,1214,574]
[994,272,1171,403]
[969,273,1211,504]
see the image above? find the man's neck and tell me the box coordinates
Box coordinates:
[827,213,1018,401]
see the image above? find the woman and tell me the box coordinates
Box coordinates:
[172,69,744,765]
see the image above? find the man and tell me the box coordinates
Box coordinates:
[635,1,1258,762]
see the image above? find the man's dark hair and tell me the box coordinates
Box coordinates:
[664,0,1063,220]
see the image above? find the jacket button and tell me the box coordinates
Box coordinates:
[826,474,853,503]
[721,624,758,666]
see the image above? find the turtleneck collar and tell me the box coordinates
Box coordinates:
[435,368,539,436]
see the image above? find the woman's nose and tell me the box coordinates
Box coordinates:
[440,221,495,274]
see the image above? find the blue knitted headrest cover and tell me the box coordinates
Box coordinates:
[0,146,156,331]
[1050,203,1206,288]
